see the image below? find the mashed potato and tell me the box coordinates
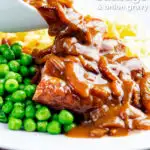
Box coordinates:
[105,19,150,69]
[105,19,150,59]
[0,29,54,54]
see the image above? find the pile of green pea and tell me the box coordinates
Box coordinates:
[0,43,76,134]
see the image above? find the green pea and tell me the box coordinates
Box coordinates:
[5,72,17,80]
[5,72,22,83]
[2,101,13,114]
[25,104,36,118]
[11,106,25,119]
[5,95,13,102]
[14,102,25,108]
[58,110,74,125]
[29,66,36,76]
[32,84,37,89]
[0,83,4,96]
[0,64,9,78]
[16,59,21,64]
[0,44,10,53]
[19,84,25,90]
[0,55,7,64]
[5,79,19,93]
[47,121,61,135]
[36,106,51,121]
[15,73,23,83]
[8,117,22,130]
[20,66,29,77]
[24,85,36,98]
[0,79,5,84]
[12,90,26,102]
[64,123,76,133]
[0,96,4,107]
[52,114,58,121]
[24,118,36,132]
[37,121,48,132]
[11,43,22,58]
[35,104,42,109]
[2,49,15,61]
[23,78,31,85]
[8,60,20,72]
[20,53,32,66]
[25,100,33,106]
[0,110,8,123]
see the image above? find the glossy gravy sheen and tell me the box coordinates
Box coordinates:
[26,0,150,138]
[67,125,129,138]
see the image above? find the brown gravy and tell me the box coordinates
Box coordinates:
[66,125,129,138]
[25,0,150,138]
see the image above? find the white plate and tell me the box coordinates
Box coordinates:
[1,123,150,150]
[0,0,150,150]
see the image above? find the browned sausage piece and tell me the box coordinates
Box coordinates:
[98,56,119,81]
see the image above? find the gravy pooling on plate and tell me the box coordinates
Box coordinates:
[26,0,150,137]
